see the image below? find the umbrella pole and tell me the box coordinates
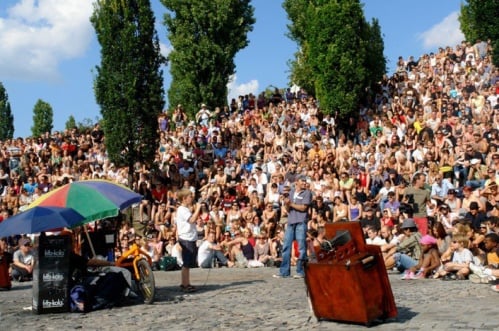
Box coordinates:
[84,226,97,258]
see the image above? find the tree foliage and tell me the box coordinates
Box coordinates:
[283,0,386,119]
[0,82,14,140]
[31,99,53,137]
[77,117,100,134]
[161,0,255,117]
[282,0,317,95]
[459,0,499,67]
[91,0,165,177]
[65,115,77,132]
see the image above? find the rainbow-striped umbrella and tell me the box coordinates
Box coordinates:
[28,180,142,225]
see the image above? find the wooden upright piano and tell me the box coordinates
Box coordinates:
[304,222,397,325]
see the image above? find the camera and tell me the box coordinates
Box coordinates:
[405,194,415,204]
[399,203,413,215]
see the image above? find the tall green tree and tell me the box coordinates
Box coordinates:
[0,83,15,140]
[91,0,165,180]
[283,0,386,118]
[65,115,77,131]
[31,99,53,137]
[283,0,315,95]
[459,0,499,67]
[364,18,386,90]
[161,0,255,117]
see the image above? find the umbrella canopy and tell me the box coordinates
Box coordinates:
[0,206,85,238]
[29,180,142,223]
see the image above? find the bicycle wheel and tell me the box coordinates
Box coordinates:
[137,258,155,304]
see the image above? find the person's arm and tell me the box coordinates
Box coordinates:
[471,233,485,248]
[409,257,424,272]
[425,249,442,276]
[288,201,308,212]
[440,246,454,263]
[87,258,115,267]
[223,237,243,247]
[188,203,202,224]
[396,234,418,252]
[13,254,33,273]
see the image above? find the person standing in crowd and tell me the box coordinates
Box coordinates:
[273,175,312,279]
[403,173,430,235]
[176,189,202,292]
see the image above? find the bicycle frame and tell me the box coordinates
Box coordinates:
[115,243,153,281]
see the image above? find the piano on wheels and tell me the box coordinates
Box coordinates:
[304,222,397,326]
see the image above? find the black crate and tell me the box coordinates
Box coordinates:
[32,234,71,314]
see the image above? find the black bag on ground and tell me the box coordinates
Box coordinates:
[88,272,129,310]
[159,256,180,271]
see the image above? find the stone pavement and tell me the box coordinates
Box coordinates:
[0,267,498,330]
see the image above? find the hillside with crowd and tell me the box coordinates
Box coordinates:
[1,39,498,291]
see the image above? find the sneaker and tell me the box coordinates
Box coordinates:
[293,274,305,279]
[401,271,415,280]
[179,284,197,293]
[469,263,486,278]
[273,274,289,279]
[491,284,499,292]
[410,270,425,279]
[469,274,493,284]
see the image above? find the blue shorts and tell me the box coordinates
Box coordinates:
[179,239,197,268]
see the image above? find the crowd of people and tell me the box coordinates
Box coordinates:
[1,39,499,293]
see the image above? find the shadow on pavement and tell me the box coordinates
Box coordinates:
[389,306,418,323]
[153,279,266,303]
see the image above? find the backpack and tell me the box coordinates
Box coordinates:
[70,285,90,313]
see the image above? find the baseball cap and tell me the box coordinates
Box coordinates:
[19,238,32,246]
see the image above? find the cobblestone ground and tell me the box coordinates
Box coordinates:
[0,267,498,330]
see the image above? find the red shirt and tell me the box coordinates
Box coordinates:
[151,186,167,203]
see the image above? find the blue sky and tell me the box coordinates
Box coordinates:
[0,0,464,138]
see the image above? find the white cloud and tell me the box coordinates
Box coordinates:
[0,0,94,81]
[417,11,464,51]
[159,42,172,59]
[226,74,259,103]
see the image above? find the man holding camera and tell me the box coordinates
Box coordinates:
[273,175,312,279]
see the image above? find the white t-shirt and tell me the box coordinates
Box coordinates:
[197,240,213,266]
[13,250,33,266]
[452,248,473,264]
[366,236,386,246]
[176,205,197,241]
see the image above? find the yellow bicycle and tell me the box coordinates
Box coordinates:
[115,243,155,304]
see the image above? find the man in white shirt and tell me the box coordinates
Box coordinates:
[197,232,233,268]
[365,226,386,246]
[196,104,211,127]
